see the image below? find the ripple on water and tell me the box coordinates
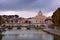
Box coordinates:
[2,30,53,40]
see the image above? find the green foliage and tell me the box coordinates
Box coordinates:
[54,35,60,40]
[15,15,19,18]
[52,8,60,27]
[0,16,4,25]
[0,33,4,40]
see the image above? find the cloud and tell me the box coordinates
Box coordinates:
[44,11,54,17]
[0,0,36,10]
[0,11,37,18]
[0,10,54,18]
[0,0,60,17]
[0,0,54,11]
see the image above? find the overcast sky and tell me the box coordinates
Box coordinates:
[0,0,60,18]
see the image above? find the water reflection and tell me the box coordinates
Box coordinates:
[1,30,60,40]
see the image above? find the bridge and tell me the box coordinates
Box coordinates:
[2,23,42,27]
[0,23,47,32]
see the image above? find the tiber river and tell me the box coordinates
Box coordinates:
[0,28,60,40]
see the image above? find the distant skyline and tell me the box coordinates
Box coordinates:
[0,0,60,18]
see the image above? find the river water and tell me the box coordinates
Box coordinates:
[1,29,60,40]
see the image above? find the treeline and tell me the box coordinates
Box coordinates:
[0,15,19,25]
[52,8,60,29]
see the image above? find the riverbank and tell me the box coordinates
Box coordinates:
[0,32,4,40]
[43,28,60,36]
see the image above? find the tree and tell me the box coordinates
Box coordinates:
[52,8,60,28]
[0,33,3,40]
[25,21,31,24]
[15,15,19,18]
[6,18,9,23]
[0,16,4,25]
[15,20,18,23]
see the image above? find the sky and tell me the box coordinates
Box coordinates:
[0,0,60,18]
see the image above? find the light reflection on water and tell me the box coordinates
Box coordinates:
[2,30,53,40]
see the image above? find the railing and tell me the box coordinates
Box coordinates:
[2,23,42,27]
